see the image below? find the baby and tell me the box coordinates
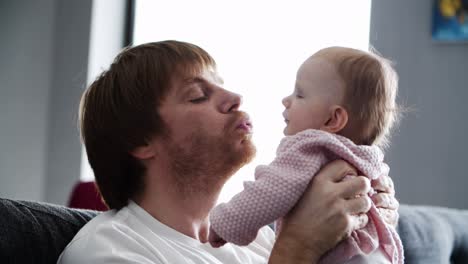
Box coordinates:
[209,47,404,263]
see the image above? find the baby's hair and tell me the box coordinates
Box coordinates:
[314,46,401,148]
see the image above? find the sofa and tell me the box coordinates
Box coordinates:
[0,198,467,264]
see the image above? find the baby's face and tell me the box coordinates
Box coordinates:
[282,56,344,136]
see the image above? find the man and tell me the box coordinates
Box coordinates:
[58,41,398,263]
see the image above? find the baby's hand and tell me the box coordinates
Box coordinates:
[208,227,227,248]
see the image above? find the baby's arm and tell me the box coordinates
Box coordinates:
[209,136,328,246]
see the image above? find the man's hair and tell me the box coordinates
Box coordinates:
[79,40,216,210]
[315,46,401,148]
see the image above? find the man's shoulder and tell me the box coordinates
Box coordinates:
[57,208,147,263]
[72,207,134,238]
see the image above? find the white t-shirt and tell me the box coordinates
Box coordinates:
[57,201,275,264]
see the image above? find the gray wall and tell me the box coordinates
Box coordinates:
[0,0,55,201]
[370,0,468,209]
[0,0,92,204]
[45,0,93,204]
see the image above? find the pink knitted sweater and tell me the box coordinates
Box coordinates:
[209,129,404,263]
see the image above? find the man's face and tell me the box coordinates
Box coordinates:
[156,67,256,192]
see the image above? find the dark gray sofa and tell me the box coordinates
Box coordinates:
[1,198,467,264]
[0,199,96,263]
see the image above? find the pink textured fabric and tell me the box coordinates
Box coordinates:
[210,129,404,263]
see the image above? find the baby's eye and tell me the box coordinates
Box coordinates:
[295,94,304,99]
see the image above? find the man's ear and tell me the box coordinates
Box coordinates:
[322,105,348,133]
[130,144,156,160]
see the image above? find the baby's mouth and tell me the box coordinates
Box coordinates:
[282,111,288,124]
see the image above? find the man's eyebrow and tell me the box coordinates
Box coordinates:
[184,75,224,86]
[175,77,205,97]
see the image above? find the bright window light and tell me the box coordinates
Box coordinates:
[133,0,371,203]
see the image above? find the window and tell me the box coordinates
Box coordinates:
[129,0,371,203]
[80,0,127,182]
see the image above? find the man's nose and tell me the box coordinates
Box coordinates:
[220,90,242,113]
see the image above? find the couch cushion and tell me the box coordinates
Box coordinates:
[0,198,98,264]
[397,204,468,264]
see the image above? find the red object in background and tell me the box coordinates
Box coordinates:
[68,181,108,211]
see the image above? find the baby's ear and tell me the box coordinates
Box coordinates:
[322,105,348,133]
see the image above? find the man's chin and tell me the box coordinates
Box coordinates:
[218,142,255,185]
[233,130,254,147]
[166,131,256,195]
[235,137,256,167]
[240,134,253,144]
[200,139,255,194]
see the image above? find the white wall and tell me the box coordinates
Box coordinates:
[370,0,468,209]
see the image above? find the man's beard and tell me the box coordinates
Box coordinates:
[163,123,256,197]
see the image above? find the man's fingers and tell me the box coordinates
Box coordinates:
[372,175,395,194]
[318,160,358,183]
[349,213,369,231]
[378,208,399,227]
[339,176,371,198]
[371,193,399,210]
[345,195,372,215]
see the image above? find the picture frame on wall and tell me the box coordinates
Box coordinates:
[432,0,468,41]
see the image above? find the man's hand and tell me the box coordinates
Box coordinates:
[371,175,399,227]
[269,160,372,264]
